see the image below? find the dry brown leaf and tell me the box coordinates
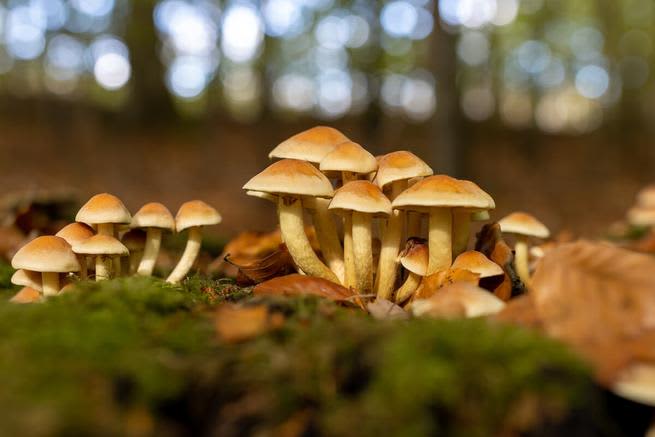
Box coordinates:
[226,244,297,286]
[215,304,285,343]
[494,295,541,329]
[253,274,355,301]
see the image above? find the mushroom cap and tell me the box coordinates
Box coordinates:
[398,238,428,276]
[175,200,222,232]
[246,190,277,203]
[636,185,655,208]
[452,251,503,278]
[612,363,655,406]
[498,212,550,239]
[12,236,80,273]
[121,228,147,251]
[131,202,175,230]
[319,141,377,175]
[76,193,131,225]
[72,234,129,256]
[459,180,496,210]
[55,222,95,246]
[627,206,655,227]
[471,210,490,221]
[412,282,506,318]
[11,269,42,291]
[373,151,433,188]
[243,159,334,199]
[10,286,41,304]
[392,175,492,211]
[268,126,349,163]
[328,181,392,216]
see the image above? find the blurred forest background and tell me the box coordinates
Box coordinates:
[0,0,652,236]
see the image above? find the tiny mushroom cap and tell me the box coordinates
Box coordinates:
[243,159,335,199]
[121,228,147,251]
[11,269,42,290]
[76,193,131,226]
[319,141,378,176]
[268,126,349,163]
[55,222,95,246]
[12,236,80,273]
[328,181,392,216]
[412,282,506,318]
[392,175,492,212]
[373,151,433,189]
[613,363,655,406]
[452,251,503,278]
[246,190,277,203]
[131,202,175,231]
[72,234,129,257]
[398,239,429,276]
[637,185,655,208]
[627,206,655,227]
[10,286,41,304]
[459,180,496,210]
[498,212,550,239]
[175,200,222,232]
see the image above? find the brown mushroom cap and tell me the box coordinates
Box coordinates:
[627,206,655,227]
[131,202,175,230]
[412,282,506,318]
[268,126,349,163]
[175,200,222,232]
[452,250,503,278]
[373,151,433,188]
[72,234,129,256]
[459,180,496,210]
[11,269,42,290]
[392,175,492,211]
[636,185,655,208]
[10,286,41,303]
[76,193,131,225]
[398,239,429,276]
[328,181,392,217]
[498,212,550,239]
[243,159,334,199]
[55,222,95,246]
[12,236,80,272]
[319,141,378,175]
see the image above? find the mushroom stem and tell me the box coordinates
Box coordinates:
[452,211,472,258]
[137,228,162,276]
[352,211,373,294]
[277,196,338,283]
[343,215,356,288]
[97,224,113,236]
[77,256,87,280]
[166,227,202,284]
[406,212,422,238]
[375,181,405,300]
[96,223,119,278]
[394,272,421,304]
[129,251,143,275]
[310,199,344,283]
[514,237,531,287]
[427,209,453,275]
[41,272,60,296]
[96,256,111,281]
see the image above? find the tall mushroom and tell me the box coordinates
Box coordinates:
[76,193,131,277]
[392,175,492,275]
[268,126,349,163]
[166,200,222,284]
[55,222,94,280]
[498,212,550,287]
[319,141,378,285]
[372,151,433,300]
[121,229,147,275]
[131,202,175,276]
[73,234,129,281]
[11,236,80,296]
[451,250,504,290]
[243,159,339,283]
[395,238,428,304]
[329,181,391,293]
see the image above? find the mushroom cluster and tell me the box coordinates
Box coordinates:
[10,193,221,297]
[243,126,527,304]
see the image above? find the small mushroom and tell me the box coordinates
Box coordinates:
[121,229,147,275]
[627,206,655,230]
[131,202,175,276]
[10,287,41,304]
[11,236,80,296]
[451,250,504,290]
[329,181,391,293]
[410,282,506,319]
[268,126,349,163]
[11,269,42,291]
[498,212,550,287]
[636,185,655,208]
[55,222,94,280]
[166,200,222,284]
[394,238,428,304]
[612,363,655,407]
[72,234,129,281]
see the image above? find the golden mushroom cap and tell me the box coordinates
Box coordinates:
[452,251,503,278]
[72,234,129,257]
[76,193,131,225]
[55,222,95,246]
[175,200,222,232]
[328,180,392,217]
[243,159,334,199]
[131,202,175,231]
[12,236,80,273]
[398,239,429,276]
[498,212,550,239]
[627,206,655,227]
[319,141,378,175]
[392,175,491,212]
[11,269,43,291]
[373,151,433,189]
[268,126,349,163]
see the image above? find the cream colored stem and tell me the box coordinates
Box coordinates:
[97,223,113,236]
[277,197,338,283]
[96,256,111,281]
[428,208,453,275]
[352,211,373,294]
[42,272,60,296]
[514,238,531,287]
[452,211,472,258]
[311,199,344,283]
[129,251,143,275]
[166,227,202,284]
[394,272,421,303]
[343,214,356,288]
[407,212,422,239]
[96,223,116,279]
[77,256,87,280]
[137,228,162,276]
[375,181,405,300]
[342,171,356,183]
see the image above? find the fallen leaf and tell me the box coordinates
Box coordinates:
[367,299,409,320]
[253,274,355,301]
[215,304,285,343]
[226,244,297,286]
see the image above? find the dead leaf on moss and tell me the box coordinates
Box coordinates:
[226,244,297,286]
[253,274,354,301]
[215,304,285,343]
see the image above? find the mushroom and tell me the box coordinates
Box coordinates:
[319,141,378,284]
[636,185,655,208]
[498,212,550,287]
[166,200,222,284]
[392,176,492,276]
[11,269,42,291]
[410,282,506,319]
[394,238,428,304]
[372,151,433,300]
[55,222,94,280]
[268,126,349,163]
[11,236,80,296]
[121,229,147,275]
[131,202,175,276]
[451,250,504,291]
[452,180,495,258]
[76,193,131,276]
[72,234,129,281]
[612,363,655,407]
[243,159,338,283]
[328,181,391,293]
[10,287,41,304]
[627,206,655,230]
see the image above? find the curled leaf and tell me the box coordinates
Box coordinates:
[215,304,285,343]
[253,274,355,301]
[226,244,297,286]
